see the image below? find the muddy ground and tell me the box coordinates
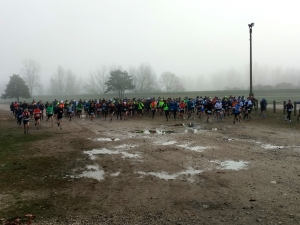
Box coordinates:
[1,104,300,225]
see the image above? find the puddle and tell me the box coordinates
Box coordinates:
[185,129,198,133]
[261,144,284,149]
[131,130,175,134]
[84,148,140,159]
[89,137,120,142]
[177,144,208,152]
[137,167,203,181]
[210,160,249,170]
[111,171,121,177]
[77,165,105,181]
[161,141,178,145]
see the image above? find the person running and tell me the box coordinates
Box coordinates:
[260,98,267,118]
[178,100,186,120]
[169,99,178,120]
[46,103,54,126]
[214,99,223,121]
[89,102,96,121]
[38,101,45,120]
[122,101,128,120]
[137,100,144,118]
[150,99,157,119]
[205,99,213,123]
[115,101,122,120]
[10,102,15,119]
[163,100,170,121]
[187,99,193,119]
[243,97,252,120]
[284,100,293,123]
[101,101,108,120]
[233,99,242,124]
[16,107,23,126]
[67,103,73,121]
[33,105,41,129]
[22,108,30,134]
[108,101,115,122]
[56,104,63,129]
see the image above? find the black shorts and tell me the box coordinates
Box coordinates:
[67,112,72,115]
[57,115,63,120]
[77,110,82,113]
[23,119,29,125]
[34,117,40,121]
[47,114,53,118]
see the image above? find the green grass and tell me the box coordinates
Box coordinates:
[0,114,89,222]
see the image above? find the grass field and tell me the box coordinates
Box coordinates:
[0,89,299,104]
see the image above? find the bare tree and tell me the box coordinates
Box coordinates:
[84,64,109,94]
[49,66,65,95]
[22,59,41,96]
[129,63,157,93]
[159,72,181,92]
[65,70,80,95]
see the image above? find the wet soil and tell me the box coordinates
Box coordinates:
[1,104,300,224]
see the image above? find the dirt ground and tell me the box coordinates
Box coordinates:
[1,103,300,225]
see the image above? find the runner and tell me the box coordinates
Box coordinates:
[178,100,186,121]
[16,107,23,126]
[205,99,213,123]
[137,100,144,118]
[284,100,293,122]
[260,98,268,118]
[163,100,170,121]
[122,101,128,120]
[150,99,157,119]
[56,104,63,129]
[22,108,30,134]
[108,101,115,122]
[46,103,54,126]
[233,99,242,124]
[10,102,15,119]
[33,105,41,129]
[89,102,96,121]
[67,103,73,121]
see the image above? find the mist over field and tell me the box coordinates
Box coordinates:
[1,0,300,95]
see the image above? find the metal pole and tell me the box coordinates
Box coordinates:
[250,28,252,96]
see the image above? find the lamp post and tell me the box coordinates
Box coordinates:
[248,22,254,97]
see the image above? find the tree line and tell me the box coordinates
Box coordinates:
[1,60,186,101]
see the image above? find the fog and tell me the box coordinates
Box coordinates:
[1,0,300,94]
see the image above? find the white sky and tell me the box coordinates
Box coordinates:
[1,0,300,92]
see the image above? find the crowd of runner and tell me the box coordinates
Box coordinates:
[7,95,298,134]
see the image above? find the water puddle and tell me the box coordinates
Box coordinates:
[210,160,249,170]
[131,130,175,134]
[177,144,208,152]
[88,137,120,142]
[137,167,203,181]
[77,165,105,181]
[185,129,198,133]
[161,141,178,145]
[111,171,121,177]
[261,144,284,149]
[84,148,140,159]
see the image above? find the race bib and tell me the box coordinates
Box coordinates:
[207,110,211,113]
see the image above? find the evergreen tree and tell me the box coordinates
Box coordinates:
[105,70,135,99]
[1,74,31,102]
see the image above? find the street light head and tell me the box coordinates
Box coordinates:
[251,23,254,26]
[248,23,255,28]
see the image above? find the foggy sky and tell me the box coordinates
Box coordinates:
[1,0,300,93]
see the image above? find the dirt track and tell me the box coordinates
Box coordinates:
[1,103,300,224]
